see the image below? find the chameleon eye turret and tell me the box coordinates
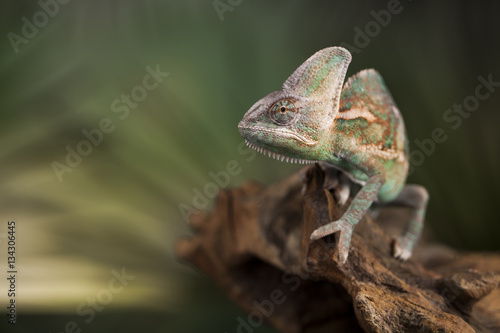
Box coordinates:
[269,100,297,125]
[238,46,429,264]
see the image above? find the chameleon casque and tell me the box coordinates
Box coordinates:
[238,46,429,264]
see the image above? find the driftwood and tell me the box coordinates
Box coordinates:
[176,164,500,332]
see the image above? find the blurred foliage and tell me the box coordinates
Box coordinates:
[0,0,498,332]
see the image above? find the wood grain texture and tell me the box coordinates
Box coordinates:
[176,164,500,332]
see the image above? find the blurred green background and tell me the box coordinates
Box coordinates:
[0,0,498,332]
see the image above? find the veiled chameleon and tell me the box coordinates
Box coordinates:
[238,47,428,264]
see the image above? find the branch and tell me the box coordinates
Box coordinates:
[176,164,500,332]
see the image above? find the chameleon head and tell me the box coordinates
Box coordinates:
[238,46,352,164]
[238,93,325,163]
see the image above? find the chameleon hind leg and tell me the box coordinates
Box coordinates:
[390,184,429,260]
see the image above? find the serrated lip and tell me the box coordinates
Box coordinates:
[244,140,316,165]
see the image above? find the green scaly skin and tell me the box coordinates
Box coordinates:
[238,47,428,264]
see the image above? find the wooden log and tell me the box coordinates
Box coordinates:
[176,164,500,332]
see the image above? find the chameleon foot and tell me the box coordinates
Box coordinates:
[391,185,428,261]
[393,235,415,260]
[310,220,354,264]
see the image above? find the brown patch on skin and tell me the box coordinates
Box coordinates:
[358,144,406,163]
[336,107,378,122]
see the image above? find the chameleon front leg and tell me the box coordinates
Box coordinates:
[390,184,429,260]
[310,154,386,264]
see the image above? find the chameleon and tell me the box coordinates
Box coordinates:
[238,46,429,264]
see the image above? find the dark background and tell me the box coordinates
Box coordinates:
[0,1,499,332]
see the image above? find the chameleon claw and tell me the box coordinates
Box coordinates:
[310,220,354,264]
[334,183,350,206]
[334,172,351,206]
[310,224,335,241]
[393,236,413,260]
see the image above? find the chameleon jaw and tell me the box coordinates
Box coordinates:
[244,140,316,165]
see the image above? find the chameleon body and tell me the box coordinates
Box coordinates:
[238,46,428,264]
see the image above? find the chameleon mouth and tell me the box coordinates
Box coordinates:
[239,125,318,146]
[245,140,316,165]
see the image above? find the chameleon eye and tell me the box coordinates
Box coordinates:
[269,100,297,125]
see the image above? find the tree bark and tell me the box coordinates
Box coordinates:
[176,163,500,332]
